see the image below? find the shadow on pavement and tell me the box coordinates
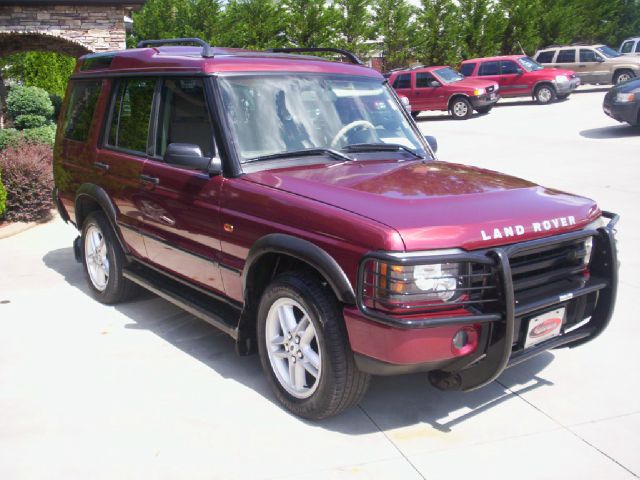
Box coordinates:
[415,113,485,122]
[580,125,639,139]
[574,86,609,94]
[43,246,556,434]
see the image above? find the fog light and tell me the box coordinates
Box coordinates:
[452,329,469,350]
[451,326,479,356]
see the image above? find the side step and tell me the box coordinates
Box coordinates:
[123,262,241,339]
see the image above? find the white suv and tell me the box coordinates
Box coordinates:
[619,37,640,56]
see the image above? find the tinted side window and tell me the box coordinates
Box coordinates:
[500,61,519,74]
[460,63,476,76]
[556,49,576,63]
[63,81,102,142]
[579,49,599,62]
[156,78,214,158]
[107,78,155,154]
[415,73,435,88]
[536,51,555,63]
[478,61,499,76]
[393,74,411,89]
[636,42,640,53]
[621,41,633,53]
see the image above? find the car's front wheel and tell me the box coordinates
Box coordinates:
[534,84,557,104]
[81,211,137,304]
[450,97,473,119]
[614,69,634,85]
[257,271,370,419]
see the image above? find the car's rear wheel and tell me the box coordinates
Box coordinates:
[534,84,556,104]
[257,271,370,419]
[81,211,137,304]
[476,106,493,114]
[450,97,473,120]
[614,69,634,85]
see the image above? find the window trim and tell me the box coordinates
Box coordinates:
[101,76,159,157]
[62,79,103,144]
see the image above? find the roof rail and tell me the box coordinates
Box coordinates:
[266,47,364,65]
[570,42,591,46]
[544,45,562,49]
[137,37,214,58]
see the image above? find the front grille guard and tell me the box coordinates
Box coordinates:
[356,211,619,391]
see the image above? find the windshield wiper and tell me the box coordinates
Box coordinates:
[243,148,353,164]
[342,143,425,159]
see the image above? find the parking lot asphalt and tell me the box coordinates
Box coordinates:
[1,86,639,479]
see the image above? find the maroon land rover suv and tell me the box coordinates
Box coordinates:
[53,39,619,419]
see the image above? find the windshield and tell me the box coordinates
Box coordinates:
[217,74,427,163]
[596,45,620,58]
[518,57,544,72]
[434,67,464,84]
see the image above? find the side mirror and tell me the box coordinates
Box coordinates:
[429,80,441,88]
[597,57,605,63]
[424,135,438,153]
[164,143,222,175]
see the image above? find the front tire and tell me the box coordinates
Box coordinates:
[450,97,473,119]
[257,271,370,419]
[534,84,556,104]
[81,211,137,304]
[614,69,634,85]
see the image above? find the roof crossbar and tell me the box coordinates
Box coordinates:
[267,47,364,65]
[137,38,214,58]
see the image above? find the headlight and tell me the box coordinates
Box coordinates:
[413,263,459,301]
[473,88,485,96]
[555,75,569,83]
[615,92,636,103]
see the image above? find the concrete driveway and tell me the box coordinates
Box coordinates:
[1,86,639,479]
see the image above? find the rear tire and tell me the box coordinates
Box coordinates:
[81,211,137,304]
[257,271,370,419]
[450,97,473,120]
[613,69,634,85]
[534,84,556,104]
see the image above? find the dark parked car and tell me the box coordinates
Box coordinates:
[603,77,640,126]
[53,39,619,419]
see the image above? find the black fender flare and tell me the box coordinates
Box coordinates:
[75,183,129,254]
[242,233,356,305]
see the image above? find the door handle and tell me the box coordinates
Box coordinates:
[93,162,109,171]
[139,174,160,185]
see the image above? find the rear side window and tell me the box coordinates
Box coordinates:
[536,51,555,63]
[415,73,435,88]
[579,49,599,62]
[63,80,102,142]
[156,78,215,158]
[460,63,476,76]
[393,74,411,89]
[556,49,576,63]
[107,78,156,154]
[621,41,634,53]
[478,61,499,76]
[500,61,519,74]
[636,42,640,53]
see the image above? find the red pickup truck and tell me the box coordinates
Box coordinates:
[389,66,500,119]
[53,40,619,419]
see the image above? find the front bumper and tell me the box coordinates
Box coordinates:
[555,77,581,95]
[347,212,619,389]
[470,92,500,108]
[603,100,640,125]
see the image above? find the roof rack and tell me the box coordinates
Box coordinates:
[137,37,214,58]
[544,45,562,49]
[266,47,364,65]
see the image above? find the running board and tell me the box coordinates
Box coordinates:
[123,263,241,339]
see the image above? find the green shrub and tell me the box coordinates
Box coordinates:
[23,124,56,146]
[0,140,53,222]
[0,168,7,218]
[0,128,22,150]
[6,85,54,122]
[14,114,48,129]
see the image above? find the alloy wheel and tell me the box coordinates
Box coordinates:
[84,224,109,291]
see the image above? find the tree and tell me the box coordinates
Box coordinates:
[457,0,503,59]
[335,0,376,59]
[282,0,341,48]
[493,0,542,56]
[374,0,416,70]
[0,52,75,98]
[415,0,460,66]
[219,0,285,49]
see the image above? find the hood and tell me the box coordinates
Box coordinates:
[541,67,576,77]
[244,161,600,251]
[609,55,640,65]
[453,77,499,90]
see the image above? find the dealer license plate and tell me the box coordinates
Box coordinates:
[524,308,565,349]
